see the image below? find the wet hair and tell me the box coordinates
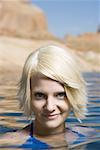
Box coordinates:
[17,45,87,122]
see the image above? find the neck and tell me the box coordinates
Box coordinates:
[33,120,66,136]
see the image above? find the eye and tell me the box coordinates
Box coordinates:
[55,92,66,100]
[33,92,46,100]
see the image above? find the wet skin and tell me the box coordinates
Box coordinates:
[30,75,71,136]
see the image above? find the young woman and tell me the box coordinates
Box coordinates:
[0,45,98,149]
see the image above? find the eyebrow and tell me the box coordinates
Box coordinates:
[32,90,65,93]
[54,91,66,95]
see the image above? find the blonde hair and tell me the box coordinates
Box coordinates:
[17,45,87,121]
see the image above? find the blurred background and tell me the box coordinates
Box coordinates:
[0,0,100,134]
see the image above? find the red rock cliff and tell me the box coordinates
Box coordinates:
[0,0,48,38]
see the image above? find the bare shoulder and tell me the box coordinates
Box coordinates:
[0,128,29,147]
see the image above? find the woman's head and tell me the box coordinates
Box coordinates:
[18,45,87,122]
[30,75,71,133]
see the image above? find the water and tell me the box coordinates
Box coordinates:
[0,72,100,149]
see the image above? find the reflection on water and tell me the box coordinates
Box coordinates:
[0,72,100,149]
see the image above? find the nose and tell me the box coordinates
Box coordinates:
[44,96,55,112]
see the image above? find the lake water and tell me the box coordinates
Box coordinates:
[0,72,100,149]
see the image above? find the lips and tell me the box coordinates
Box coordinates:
[42,113,59,120]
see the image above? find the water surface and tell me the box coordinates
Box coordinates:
[0,72,100,149]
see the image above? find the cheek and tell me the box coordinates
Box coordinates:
[59,101,71,112]
[31,100,44,112]
[31,102,41,116]
[65,98,71,110]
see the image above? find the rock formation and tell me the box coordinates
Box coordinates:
[0,0,47,38]
[64,33,100,52]
[0,0,62,41]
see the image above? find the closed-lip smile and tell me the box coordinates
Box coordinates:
[42,113,59,120]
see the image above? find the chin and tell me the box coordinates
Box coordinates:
[43,120,64,130]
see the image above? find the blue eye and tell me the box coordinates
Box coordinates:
[33,92,46,100]
[56,92,66,100]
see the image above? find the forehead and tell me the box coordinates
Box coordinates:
[31,74,64,91]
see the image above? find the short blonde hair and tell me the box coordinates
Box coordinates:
[17,45,87,121]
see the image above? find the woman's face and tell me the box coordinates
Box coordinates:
[31,75,71,134]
